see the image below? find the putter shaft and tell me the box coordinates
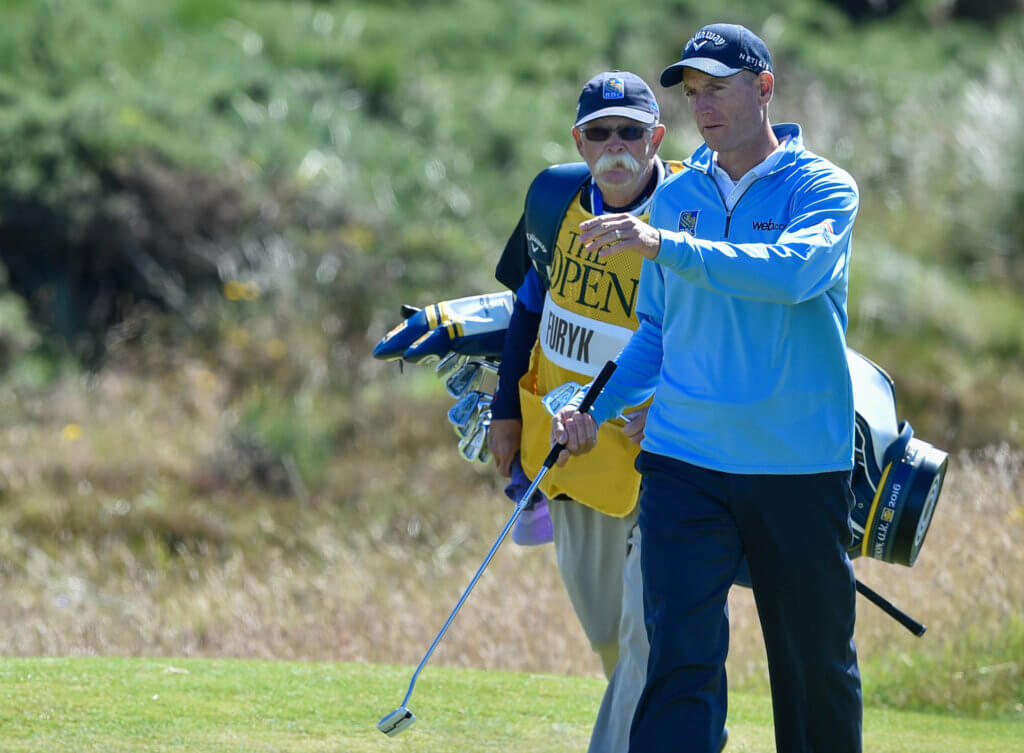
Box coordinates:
[379,361,617,734]
[393,466,551,711]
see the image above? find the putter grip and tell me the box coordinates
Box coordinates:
[542,360,618,469]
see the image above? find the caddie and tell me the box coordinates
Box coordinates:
[487,71,729,753]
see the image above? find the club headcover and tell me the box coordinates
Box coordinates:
[373,292,514,363]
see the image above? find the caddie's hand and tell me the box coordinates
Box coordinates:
[488,418,522,478]
[578,213,661,261]
[622,406,648,446]
[550,406,598,467]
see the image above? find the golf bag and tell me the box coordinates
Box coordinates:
[374,292,949,567]
[847,351,949,566]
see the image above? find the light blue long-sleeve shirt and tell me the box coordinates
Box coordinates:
[589,123,859,474]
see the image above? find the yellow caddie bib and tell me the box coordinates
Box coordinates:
[519,162,683,515]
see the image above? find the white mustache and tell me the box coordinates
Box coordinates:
[594,151,642,178]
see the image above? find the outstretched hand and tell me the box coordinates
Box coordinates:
[550,405,599,467]
[579,213,661,260]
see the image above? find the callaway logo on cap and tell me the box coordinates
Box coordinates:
[660,23,773,86]
[575,71,660,127]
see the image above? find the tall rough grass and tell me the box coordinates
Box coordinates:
[0,361,1021,718]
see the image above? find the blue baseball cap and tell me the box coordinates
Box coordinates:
[574,71,660,127]
[660,24,773,86]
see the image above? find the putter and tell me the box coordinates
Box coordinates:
[377,361,618,737]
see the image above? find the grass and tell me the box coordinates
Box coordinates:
[1,363,1022,718]
[0,0,1023,739]
[0,657,1021,753]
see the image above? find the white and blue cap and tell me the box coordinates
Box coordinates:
[574,71,660,127]
[660,24,773,86]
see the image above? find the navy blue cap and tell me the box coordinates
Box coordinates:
[660,24,773,86]
[574,71,660,127]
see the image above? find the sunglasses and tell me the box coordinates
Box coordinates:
[578,124,654,142]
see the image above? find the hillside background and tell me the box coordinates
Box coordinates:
[0,0,1022,722]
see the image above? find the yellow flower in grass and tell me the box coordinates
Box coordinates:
[264,339,288,360]
[61,424,82,442]
[194,369,218,392]
[227,327,251,348]
[223,281,261,301]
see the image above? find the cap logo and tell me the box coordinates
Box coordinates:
[739,53,767,70]
[602,76,625,100]
[687,30,727,50]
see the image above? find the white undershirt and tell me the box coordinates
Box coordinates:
[711,136,790,212]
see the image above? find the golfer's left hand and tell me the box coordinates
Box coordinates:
[622,406,648,446]
[579,213,661,260]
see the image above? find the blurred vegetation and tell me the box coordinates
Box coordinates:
[1,0,1022,448]
[0,0,1022,721]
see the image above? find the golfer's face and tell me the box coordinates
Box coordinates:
[681,68,765,155]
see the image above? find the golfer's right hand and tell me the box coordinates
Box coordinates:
[551,406,598,467]
[488,418,522,477]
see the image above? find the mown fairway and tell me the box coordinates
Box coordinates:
[0,658,1021,753]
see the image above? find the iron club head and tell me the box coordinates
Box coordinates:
[541,381,584,416]
[445,361,484,398]
[457,421,488,462]
[448,391,483,436]
[377,706,416,736]
[435,352,466,380]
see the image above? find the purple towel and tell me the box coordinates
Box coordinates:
[504,455,554,546]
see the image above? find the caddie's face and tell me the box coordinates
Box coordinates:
[572,116,665,193]
[681,68,773,155]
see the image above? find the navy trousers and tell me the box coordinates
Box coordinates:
[629,451,862,753]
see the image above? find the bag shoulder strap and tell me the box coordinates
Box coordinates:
[524,162,591,288]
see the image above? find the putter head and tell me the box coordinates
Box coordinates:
[378,706,416,736]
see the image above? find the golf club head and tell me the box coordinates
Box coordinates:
[445,360,485,398]
[477,359,500,376]
[460,399,491,443]
[435,352,467,381]
[471,410,492,464]
[448,391,483,436]
[541,381,584,416]
[458,420,488,462]
[377,706,416,736]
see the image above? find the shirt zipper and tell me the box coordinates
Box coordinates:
[708,171,758,239]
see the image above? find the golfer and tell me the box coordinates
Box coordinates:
[488,72,708,753]
[552,24,863,753]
